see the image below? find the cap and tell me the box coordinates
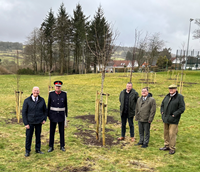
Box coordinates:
[54,81,63,87]
[168,84,177,89]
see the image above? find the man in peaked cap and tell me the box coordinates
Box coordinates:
[47,81,68,152]
[159,84,185,154]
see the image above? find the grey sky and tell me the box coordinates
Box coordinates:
[1,0,200,53]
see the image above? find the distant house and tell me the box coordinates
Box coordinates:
[106,60,138,72]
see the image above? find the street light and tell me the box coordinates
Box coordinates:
[185,18,194,70]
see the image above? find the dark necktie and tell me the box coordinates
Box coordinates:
[35,97,37,104]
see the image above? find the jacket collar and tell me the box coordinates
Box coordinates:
[30,94,41,102]
[166,91,178,99]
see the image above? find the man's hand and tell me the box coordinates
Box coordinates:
[148,121,151,123]
[161,112,163,114]
[41,120,45,124]
[172,115,174,117]
[25,125,30,129]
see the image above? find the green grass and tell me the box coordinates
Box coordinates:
[0,71,200,171]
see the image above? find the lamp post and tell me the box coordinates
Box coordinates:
[185,18,194,70]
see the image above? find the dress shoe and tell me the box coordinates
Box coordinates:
[36,150,44,154]
[60,147,66,152]
[25,152,30,157]
[130,137,135,142]
[159,146,170,151]
[141,144,148,148]
[169,149,175,154]
[118,137,125,141]
[48,147,54,152]
[134,143,143,146]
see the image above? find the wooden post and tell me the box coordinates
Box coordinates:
[102,103,105,146]
[105,94,108,123]
[96,100,99,140]
[154,73,156,84]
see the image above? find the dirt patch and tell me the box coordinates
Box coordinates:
[158,95,165,97]
[58,166,91,172]
[138,82,156,84]
[74,114,119,124]
[5,117,23,124]
[74,128,120,147]
[129,160,154,171]
[184,82,198,84]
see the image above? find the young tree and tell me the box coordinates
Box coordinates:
[86,6,118,141]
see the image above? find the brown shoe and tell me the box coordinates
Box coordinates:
[169,149,175,154]
[130,137,135,142]
[118,137,125,141]
[159,146,170,151]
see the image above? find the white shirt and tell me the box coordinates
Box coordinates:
[32,95,38,102]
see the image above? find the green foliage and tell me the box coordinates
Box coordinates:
[157,56,172,69]
[126,51,133,60]
[17,68,35,75]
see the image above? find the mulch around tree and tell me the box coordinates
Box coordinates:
[74,127,120,147]
[5,117,23,124]
[57,166,92,172]
[74,114,119,124]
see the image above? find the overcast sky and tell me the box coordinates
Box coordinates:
[1,0,200,54]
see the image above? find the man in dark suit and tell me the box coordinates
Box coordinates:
[47,81,68,152]
[22,86,47,157]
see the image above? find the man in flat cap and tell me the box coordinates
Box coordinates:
[159,84,185,154]
[22,86,47,157]
[47,81,68,152]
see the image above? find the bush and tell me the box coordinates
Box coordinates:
[17,68,34,75]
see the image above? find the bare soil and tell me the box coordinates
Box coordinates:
[58,166,91,172]
[74,127,120,147]
[74,114,119,124]
[5,117,23,124]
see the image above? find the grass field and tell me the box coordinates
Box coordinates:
[0,71,200,172]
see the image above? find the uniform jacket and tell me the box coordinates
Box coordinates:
[47,91,68,123]
[22,94,47,125]
[119,88,139,118]
[135,93,156,122]
[161,91,185,124]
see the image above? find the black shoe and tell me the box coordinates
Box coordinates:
[60,147,66,152]
[141,144,148,148]
[169,149,175,154]
[36,150,44,154]
[159,146,170,151]
[134,143,143,146]
[48,147,54,152]
[25,152,30,157]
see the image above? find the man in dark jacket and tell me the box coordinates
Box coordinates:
[135,87,156,148]
[118,82,139,142]
[159,84,185,154]
[47,81,68,152]
[22,86,47,157]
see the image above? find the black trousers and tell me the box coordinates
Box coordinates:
[25,123,42,153]
[121,114,134,137]
[138,121,151,145]
[49,121,65,148]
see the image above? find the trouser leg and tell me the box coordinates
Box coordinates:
[35,123,42,151]
[138,121,144,144]
[169,124,178,150]
[128,117,134,137]
[58,121,65,147]
[143,122,151,145]
[121,115,127,137]
[49,121,57,147]
[164,123,169,147]
[25,124,34,153]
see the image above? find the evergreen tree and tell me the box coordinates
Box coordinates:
[55,3,71,74]
[41,8,56,71]
[72,4,89,73]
